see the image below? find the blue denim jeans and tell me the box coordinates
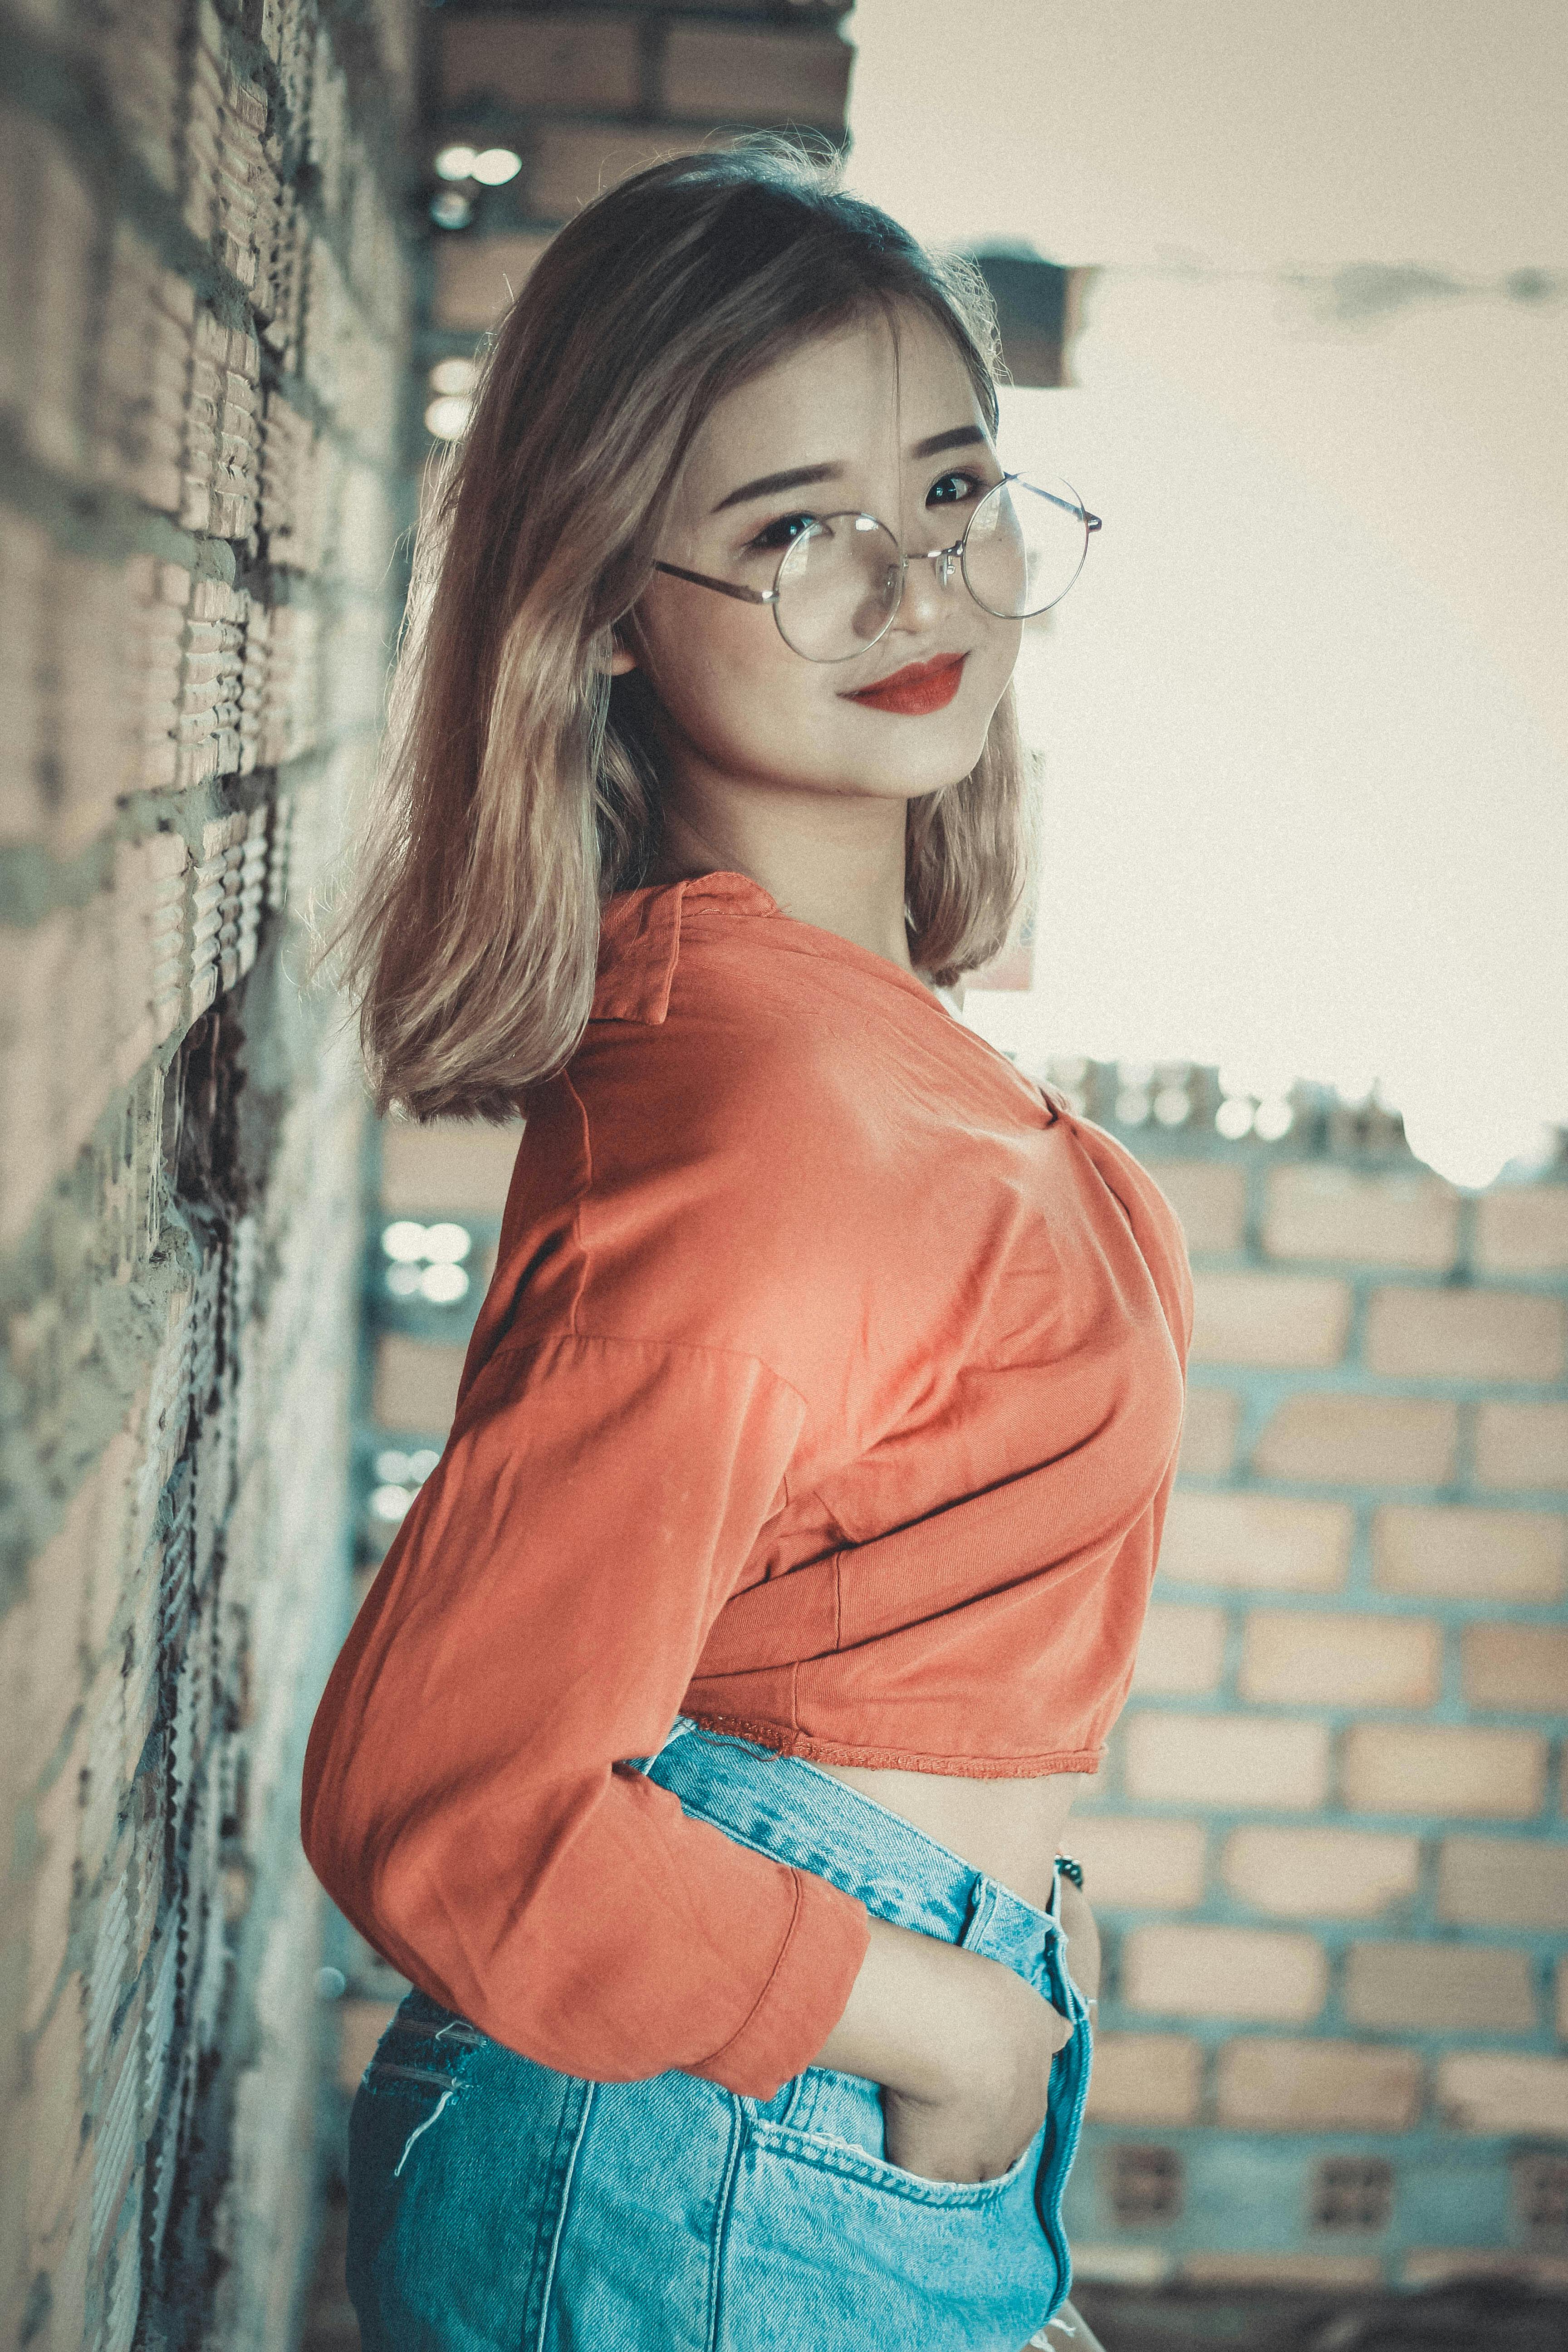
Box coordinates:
[345,1717,1094,2351]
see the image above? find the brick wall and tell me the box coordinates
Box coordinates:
[0,3,414,2347]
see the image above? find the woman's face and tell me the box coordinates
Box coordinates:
[617,303,1023,809]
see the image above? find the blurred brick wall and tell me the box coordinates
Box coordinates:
[0,2,414,2347]
[421,0,855,341]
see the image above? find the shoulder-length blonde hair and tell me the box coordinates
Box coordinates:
[334,141,1036,1122]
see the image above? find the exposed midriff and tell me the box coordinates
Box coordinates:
[808,1761,1090,1916]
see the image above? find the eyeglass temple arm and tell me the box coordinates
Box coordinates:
[651,559,776,607]
[1009,475,1101,531]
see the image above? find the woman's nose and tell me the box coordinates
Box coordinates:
[893,549,955,631]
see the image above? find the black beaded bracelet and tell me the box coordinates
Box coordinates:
[1055,1853,1084,1889]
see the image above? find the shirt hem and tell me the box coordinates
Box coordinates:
[681,1710,1104,1778]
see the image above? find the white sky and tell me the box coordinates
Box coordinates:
[843,0,1568,1186]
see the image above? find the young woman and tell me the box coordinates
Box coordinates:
[301,143,1192,2352]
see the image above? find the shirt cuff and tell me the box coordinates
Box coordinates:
[686,1865,871,2100]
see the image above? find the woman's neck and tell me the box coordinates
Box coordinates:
[647,787,916,976]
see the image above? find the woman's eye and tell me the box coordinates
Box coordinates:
[926,470,990,508]
[749,511,818,553]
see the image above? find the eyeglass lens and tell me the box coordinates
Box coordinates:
[771,475,1090,663]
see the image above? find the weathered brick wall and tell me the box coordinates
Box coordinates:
[0,2,413,2347]
[1054,1071,1568,2293]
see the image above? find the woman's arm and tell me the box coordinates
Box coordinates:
[299,1329,872,2098]
[808,1878,1101,2183]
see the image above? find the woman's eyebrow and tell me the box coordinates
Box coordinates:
[710,462,841,514]
[709,426,990,515]
[911,425,990,459]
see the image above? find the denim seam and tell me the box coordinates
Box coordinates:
[706,2090,747,2352]
[746,2115,1042,2210]
[530,2077,596,2352]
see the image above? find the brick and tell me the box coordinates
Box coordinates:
[28,1478,98,1763]
[1083,2033,1202,2125]
[440,14,640,112]
[1404,2250,1568,2289]
[1176,1387,1239,1476]
[1265,1163,1460,1269]
[1436,2052,1568,2135]
[1437,1837,1568,1927]
[1251,1393,1456,1486]
[1130,1603,1226,1696]
[1365,1286,1566,1381]
[1183,2254,1384,2288]
[1238,1609,1440,1707]
[25,1972,85,2248]
[1190,1270,1351,1368]
[1475,1401,1568,1491]
[1222,1826,1419,1919]
[372,1336,467,1435]
[26,1746,83,2032]
[662,26,853,126]
[433,234,554,333]
[530,126,701,221]
[1122,1925,1327,2021]
[1216,2037,1422,2130]
[1342,1725,1547,1818]
[1476,1183,1568,1273]
[1344,1940,1536,2031]
[1067,1817,1208,1909]
[379,1117,524,1215]
[1462,1622,1568,1711]
[1158,1491,1351,1591]
[1372,1504,1566,1602]
[1067,2247,1176,2288]
[1149,1160,1245,1255]
[1125,1714,1330,1811]
[337,1996,398,2094]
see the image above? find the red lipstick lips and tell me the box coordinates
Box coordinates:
[846,652,967,716]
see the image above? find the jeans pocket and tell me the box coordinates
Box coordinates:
[724,2087,1059,2352]
[759,2064,1047,2207]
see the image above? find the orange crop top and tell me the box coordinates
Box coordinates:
[300,872,1194,2101]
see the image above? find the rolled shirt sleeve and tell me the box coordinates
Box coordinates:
[299,1328,870,2097]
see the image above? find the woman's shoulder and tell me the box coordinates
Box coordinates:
[575,893,894,1168]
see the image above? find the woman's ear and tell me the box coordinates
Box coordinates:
[606,635,638,676]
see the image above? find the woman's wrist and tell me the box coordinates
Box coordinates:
[810,1913,1049,2102]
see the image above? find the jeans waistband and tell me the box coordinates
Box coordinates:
[629,1715,1064,1982]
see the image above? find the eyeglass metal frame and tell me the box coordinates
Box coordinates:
[649,471,1102,663]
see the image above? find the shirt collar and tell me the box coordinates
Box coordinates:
[591,871,777,1024]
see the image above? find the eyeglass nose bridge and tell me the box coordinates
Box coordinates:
[896,539,966,598]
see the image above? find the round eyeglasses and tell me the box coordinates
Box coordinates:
[651,473,1101,665]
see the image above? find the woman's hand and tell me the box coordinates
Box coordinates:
[880,1957,1074,2182]
[808,1915,1075,2185]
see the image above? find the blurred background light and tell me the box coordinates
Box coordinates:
[433,143,477,181]
[429,356,479,396]
[423,393,471,440]
[469,147,521,186]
